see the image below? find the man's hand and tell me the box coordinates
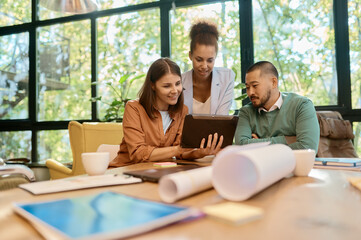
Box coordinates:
[285,136,297,145]
[252,134,297,145]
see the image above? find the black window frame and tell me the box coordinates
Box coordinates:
[0,0,359,163]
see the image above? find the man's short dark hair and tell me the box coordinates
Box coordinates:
[246,61,279,79]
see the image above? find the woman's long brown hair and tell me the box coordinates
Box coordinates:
[138,58,184,119]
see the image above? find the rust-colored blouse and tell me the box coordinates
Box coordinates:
[109,100,188,167]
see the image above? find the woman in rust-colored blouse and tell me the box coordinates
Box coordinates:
[110,58,223,167]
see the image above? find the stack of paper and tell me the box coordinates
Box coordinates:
[19,174,142,195]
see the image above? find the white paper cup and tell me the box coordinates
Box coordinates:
[81,152,110,176]
[292,149,315,177]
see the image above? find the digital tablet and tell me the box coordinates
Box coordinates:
[123,164,202,182]
[13,191,195,239]
[181,114,239,148]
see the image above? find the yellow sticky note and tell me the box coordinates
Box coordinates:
[348,177,361,191]
[153,162,177,168]
[202,202,263,225]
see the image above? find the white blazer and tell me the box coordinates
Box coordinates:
[182,67,235,115]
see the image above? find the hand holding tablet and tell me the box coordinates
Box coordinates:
[178,114,238,160]
[181,132,223,159]
[181,114,239,149]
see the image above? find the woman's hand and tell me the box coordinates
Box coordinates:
[181,133,223,159]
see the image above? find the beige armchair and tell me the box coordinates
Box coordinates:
[46,121,123,179]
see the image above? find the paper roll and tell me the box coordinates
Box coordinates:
[159,166,213,203]
[212,144,295,201]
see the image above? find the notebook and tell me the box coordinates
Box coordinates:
[313,164,361,172]
[19,174,142,195]
[13,191,198,240]
[181,114,239,148]
[123,164,202,182]
[315,158,361,167]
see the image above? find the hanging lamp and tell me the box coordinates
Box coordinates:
[40,0,99,14]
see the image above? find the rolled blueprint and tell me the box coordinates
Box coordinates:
[212,144,295,201]
[159,166,213,203]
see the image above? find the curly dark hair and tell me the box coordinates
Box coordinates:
[189,20,219,54]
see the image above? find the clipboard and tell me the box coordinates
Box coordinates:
[181,114,239,148]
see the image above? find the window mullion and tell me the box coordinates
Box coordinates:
[334,0,351,111]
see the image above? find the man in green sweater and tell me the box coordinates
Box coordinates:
[235,61,320,151]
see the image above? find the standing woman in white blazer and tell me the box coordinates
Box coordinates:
[182,20,235,115]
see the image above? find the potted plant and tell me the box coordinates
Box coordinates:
[91,73,145,122]
[232,65,248,114]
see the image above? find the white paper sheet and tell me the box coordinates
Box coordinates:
[19,174,142,195]
[212,144,295,201]
[158,166,213,203]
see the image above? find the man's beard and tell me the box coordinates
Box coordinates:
[250,89,272,109]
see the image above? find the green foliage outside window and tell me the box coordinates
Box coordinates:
[1,1,361,162]
[0,131,31,160]
[91,73,145,122]
[253,0,336,106]
[349,1,361,156]
[0,1,31,27]
[96,9,161,121]
[37,20,92,122]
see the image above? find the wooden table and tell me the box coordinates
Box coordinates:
[1,163,361,240]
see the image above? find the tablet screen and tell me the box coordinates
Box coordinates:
[180,114,239,148]
[14,191,194,239]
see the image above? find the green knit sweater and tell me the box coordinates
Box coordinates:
[235,92,320,151]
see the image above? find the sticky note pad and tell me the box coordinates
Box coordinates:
[202,202,263,225]
[348,177,361,191]
[153,162,177,168]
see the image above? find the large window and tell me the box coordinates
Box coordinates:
[354,122,361,157]
[0,131,31,160]
[98,0,156,10]
[0,32,29,120]
[348,0,361,156]
[1,0,361,162]
[37,21,92,121]
[38,130,71,164]
[97,9,161,120]
[349,0,361,109]
[0,1,31,27]
[253,0,336,106]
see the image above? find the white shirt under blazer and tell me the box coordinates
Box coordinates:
[182,67,235,115]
